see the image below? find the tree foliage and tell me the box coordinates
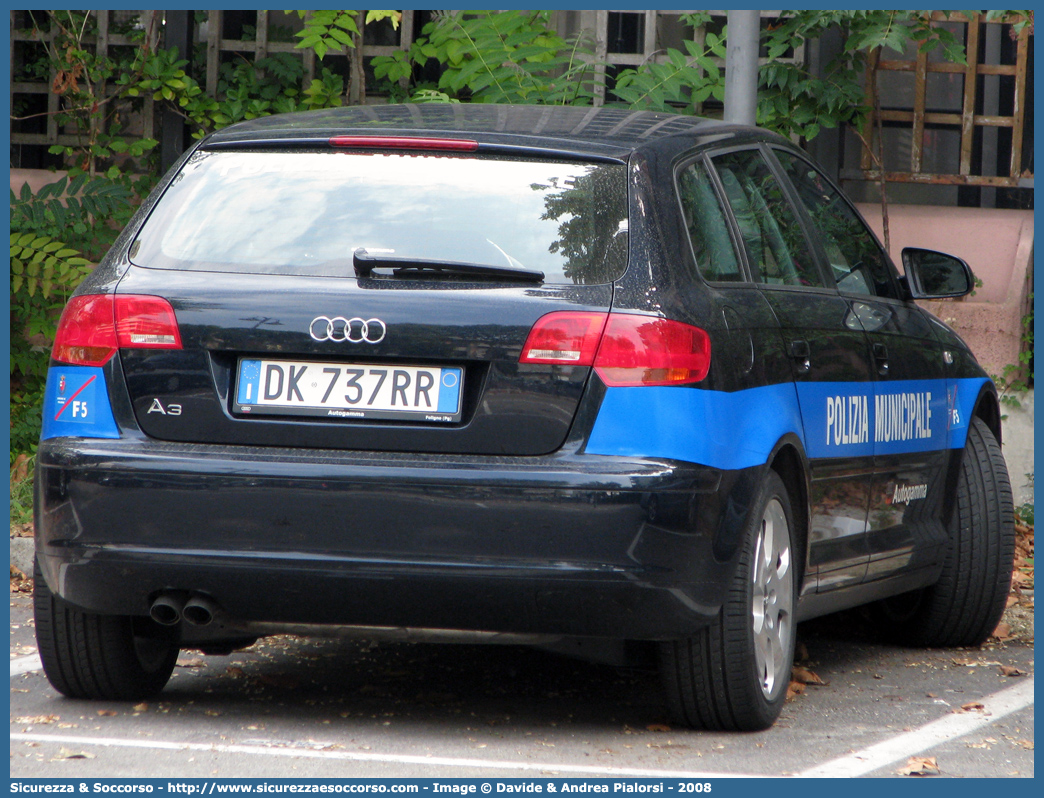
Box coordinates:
[293,10,400,60]
[372,11,598,105]
[10,174,132,238]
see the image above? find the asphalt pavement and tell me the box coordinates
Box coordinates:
[9,589,1034,779]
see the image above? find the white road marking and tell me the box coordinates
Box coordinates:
[10,654,43,677]
[9,732,761,778]
[798,676,1035,777]
[9,671,1032,777]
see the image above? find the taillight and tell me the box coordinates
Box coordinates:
[52,294,181,366]
[114,295,182,349]
[52,295,118,367]
[519,311,711,385]
[594,315,711,386]
[519,311,608,366]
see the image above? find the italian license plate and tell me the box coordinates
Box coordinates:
[233,358,463,423]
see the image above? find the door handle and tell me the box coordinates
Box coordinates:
[789,340,810,374]
[873,342,889,375]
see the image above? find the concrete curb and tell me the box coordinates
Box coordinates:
[10,536,34,576]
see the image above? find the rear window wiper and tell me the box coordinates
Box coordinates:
[353,249,544,283]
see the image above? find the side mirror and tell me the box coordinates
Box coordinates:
[902,247,975,299]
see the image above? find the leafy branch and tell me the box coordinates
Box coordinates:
[372,11,598,106]
[293,10,400,60]
[10,232,92,301]
[11,174,133,237]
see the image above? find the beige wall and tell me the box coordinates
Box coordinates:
[856,203,1034,379]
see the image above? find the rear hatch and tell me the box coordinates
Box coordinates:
[116,144,628,456]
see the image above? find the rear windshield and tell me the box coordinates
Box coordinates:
[131,149,629,285]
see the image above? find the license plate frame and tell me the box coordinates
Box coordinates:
[233,358,464,423]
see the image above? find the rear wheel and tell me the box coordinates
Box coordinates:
[872,416,1015,646]
[660,470,797,731]
[34,559,179,700]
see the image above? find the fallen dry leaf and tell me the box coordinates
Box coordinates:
[785,680,806,701]
[15,715,59,725]
[1014,739,1034,750]
[991,622,1014,640]
[791,666,826,685]
[226,666,245,677]
[12,452,31,482]
[959,701,987,714]
[896,756,940,776]
[646,723,671,732]
[132,703,148,712]
[1010,570,1033,587]
[10,566,33,593]
[998,665,1027,677]
[53,748,96,761]
[96,710,117,717]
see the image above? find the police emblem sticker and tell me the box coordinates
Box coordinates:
[41,366,119,440]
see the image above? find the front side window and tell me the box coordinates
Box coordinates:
[775,151,898,299]
[710,149,824,288]
[132,150,629,285]
[677,161,743,282]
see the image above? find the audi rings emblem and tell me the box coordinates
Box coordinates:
[309,316,387,344]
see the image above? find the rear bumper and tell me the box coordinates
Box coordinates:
[35,437,758,640]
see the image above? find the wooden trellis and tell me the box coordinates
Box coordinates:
[201,11,416,105]
[10,9,1033,192]
[857,12,1032,188]
[10,10,163,149]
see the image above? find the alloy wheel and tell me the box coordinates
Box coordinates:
[751,497,793,699]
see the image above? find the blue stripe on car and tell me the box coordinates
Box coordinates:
[585,382,804,471]
[585,377,989,470]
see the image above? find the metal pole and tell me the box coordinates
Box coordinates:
[724,9,760,126]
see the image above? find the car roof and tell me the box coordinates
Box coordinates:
[203,103,786,161]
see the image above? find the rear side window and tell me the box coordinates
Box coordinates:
[677,161,743,282]
[131,150,628,285]
[711,150,824,289]
[774,151,899,299]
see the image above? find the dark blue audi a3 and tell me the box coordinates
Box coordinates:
[34,104,1014,731]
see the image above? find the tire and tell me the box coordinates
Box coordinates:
[33,559,179,700]
[873,416,1015,647]
[660,470,797,731]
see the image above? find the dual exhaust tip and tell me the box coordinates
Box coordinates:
[150,593,218,627]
